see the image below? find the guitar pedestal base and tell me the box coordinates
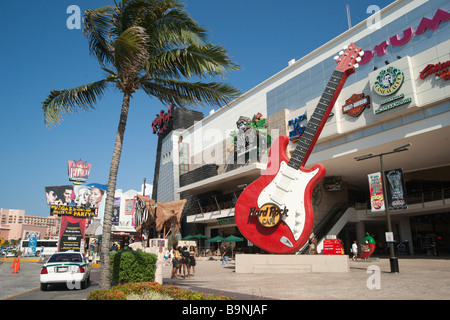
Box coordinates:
[235,254,349,274]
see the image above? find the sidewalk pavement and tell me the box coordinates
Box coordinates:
[161,256,450,300]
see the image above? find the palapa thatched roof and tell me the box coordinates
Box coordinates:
[135,195,186,233]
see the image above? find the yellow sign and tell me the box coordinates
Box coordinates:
[50,205,95,217]
[0,237,5,246]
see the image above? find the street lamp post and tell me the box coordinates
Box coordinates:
[354,143,411,273]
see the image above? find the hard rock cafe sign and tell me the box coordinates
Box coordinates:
[152,105,174,135]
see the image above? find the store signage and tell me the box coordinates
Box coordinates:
[420,60,450,81]
[375,93,412,114]
[373,66,411,114]
[288,113,307,142]
[342,93,370,117]
[152,104,174,135]
[68,160,91,184]
[360,9,450,65]
[373,66,404,96]
[248,203,288,228]
[368,172,385,213]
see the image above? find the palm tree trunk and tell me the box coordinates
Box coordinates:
[99,92,131,290]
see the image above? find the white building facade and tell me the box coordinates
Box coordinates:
[154,0,450,255]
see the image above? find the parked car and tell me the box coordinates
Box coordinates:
[40,252,91,291]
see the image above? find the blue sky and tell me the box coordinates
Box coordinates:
[0,0,394,217]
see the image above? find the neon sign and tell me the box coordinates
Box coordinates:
[68,160,91,184]
[152,105,174,135]
[360,9,450,65]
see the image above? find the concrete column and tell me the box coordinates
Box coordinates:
[399,217,414,254]
[356,221,365,246]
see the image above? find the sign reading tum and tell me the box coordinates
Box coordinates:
[359,9,450,65]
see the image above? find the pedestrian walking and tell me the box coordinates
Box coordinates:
[352,240,358,261]
[220,245,229,266]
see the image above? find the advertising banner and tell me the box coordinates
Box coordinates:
[368,172,385,213]
[45,185,75,206]
[385,168,408,210]
[58,215,86,252]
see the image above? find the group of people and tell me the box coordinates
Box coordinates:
[169,245,196,279]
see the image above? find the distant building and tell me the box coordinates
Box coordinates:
[0,208,59,240]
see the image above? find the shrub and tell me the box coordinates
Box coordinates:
[87,282,234,300]
[110,250,157,286]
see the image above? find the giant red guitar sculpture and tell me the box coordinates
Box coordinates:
[235,43,364,254]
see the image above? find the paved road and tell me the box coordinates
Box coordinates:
[0,259,100,300]
[2,256,450,300]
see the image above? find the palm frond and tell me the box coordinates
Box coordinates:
[149,44,240,79]
[114,25,150,78]
[42,80,109,127]
[83,6,116,66]
[141,78,241,108]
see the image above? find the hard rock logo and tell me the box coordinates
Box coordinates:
[374,66,404,96]
[249,203,288,228]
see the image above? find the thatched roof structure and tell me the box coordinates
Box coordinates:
[135,195,186,235]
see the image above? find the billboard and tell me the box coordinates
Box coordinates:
[45,185,75,206]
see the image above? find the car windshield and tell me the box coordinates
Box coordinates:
[48,253,82,263]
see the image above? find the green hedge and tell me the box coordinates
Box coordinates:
[87,282,234,300]
[110,250,157,286]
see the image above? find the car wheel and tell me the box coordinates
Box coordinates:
[40,283,47,291]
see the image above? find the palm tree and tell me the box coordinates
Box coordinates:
[42,0,240,289]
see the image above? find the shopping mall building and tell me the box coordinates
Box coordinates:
[151,0,450,256]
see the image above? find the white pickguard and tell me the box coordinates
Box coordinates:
[257,161,319,242]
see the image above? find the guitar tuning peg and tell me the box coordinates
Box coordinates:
[339,51,344,56]
[354,63,359,69]
[334,56,339,60]
[356,57,362,62]
[359,51,364,57]
[343,45,348,50]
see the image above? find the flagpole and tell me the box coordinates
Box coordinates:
[346,0,352,29]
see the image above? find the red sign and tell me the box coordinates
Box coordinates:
[420,60,450,80]
[342,93,370,117]
[323,239,344,255]
[68,160,91,184]
[152,105,174,135]
[360,9,450,65]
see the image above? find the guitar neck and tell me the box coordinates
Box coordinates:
[288,69,346,170]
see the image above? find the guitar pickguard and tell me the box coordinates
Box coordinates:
[258,161,319,241]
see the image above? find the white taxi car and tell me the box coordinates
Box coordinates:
[40,252,91,291]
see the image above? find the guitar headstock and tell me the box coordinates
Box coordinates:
[334,42,364,75]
